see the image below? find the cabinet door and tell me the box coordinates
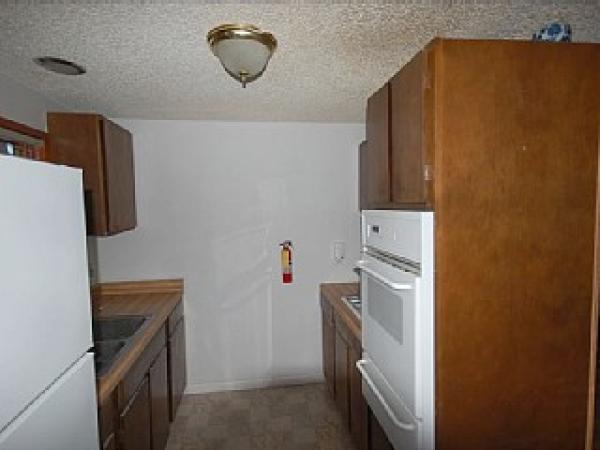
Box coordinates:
[168,319,187,421]
[119,376,151,450]
[358,141,369,211]
[367,407,394,450]
[349,342,367,450]
[99,393,116,450]
[102,433,116,450]
[390,50,428,206]
[102,118,136,234]
[149,346,170,450]
[47,113,108,234]
[334,330,350,427]
[321,301,335,396]
[365,84,391,208]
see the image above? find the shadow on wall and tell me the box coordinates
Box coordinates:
[209,223,274,381]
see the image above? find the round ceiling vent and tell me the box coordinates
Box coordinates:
[33,57,86,75]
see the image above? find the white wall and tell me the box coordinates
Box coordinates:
[0,72,63,130]
[96,119,363,392]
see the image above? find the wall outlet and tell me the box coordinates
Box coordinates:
[332,241,345,263]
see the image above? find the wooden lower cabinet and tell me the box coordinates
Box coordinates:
[97,303,187,450]
[119,376,152,450]
[349,344,367,450]
[321,293,378,450]
[103,433,117,450]
[99,393,117,450]
[367,408,394,450]
[150,346,170,450]
[168,317,187,421]
[322,301,335,396]
[334,331,350,426]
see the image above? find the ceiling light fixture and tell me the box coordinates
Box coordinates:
[34,57,86,75]
[207,23,277,88]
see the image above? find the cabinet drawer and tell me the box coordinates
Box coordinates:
[167,301,184,337]
[119,325,166,408]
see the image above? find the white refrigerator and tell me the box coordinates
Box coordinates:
[0,156,99,449]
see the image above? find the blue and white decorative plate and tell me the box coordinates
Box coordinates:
[532,22,572,42]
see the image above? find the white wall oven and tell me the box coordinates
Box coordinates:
[357,210,434,449]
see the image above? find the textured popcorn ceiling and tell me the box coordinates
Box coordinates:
[0,2,599,123]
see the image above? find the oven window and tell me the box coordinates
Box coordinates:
[367,277,404,345]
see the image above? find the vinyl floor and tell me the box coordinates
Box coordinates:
[165,383,356,450]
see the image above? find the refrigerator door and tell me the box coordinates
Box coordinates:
[0,156,93,428]
[0,353,98,450]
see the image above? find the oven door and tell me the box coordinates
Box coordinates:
[358,254,422,446]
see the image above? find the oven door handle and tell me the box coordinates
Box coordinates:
[356,261,413,291]
[356,359,416,431]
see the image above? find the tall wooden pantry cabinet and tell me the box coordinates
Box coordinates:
[360,38,600,450]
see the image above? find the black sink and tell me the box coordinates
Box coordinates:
[92,315,148,341]
[342,295,362,317]
[92,315,149,376]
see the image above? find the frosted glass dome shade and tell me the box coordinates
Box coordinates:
[207,24,277,87]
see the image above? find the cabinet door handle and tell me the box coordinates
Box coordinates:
[356,261,413,291]
[356,359,416,431]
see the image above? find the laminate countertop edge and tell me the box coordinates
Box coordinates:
[320,282,361,342]
[92,278,184,405]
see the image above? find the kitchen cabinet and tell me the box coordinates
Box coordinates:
[334,330,350,426]
[47,113,136,236]
[94,280,185,450]
[320,285,373,450]
[119,376,151,450]
[149,346,170,450]
[99,393,117,450]
[168,303,187,421]
[348,338,367,449]
[361,39,600,449]
[322,299,335,396]
[389,49,433,206]
[358,141,369,211]
[361,49,434,209]
[364,84,391,208]
[367,408,394,450]
[103,433,117,450]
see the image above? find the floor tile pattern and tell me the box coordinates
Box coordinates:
[166,383,356,450]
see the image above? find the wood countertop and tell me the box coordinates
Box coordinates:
[92,279,183,405]
[320,282,361,342]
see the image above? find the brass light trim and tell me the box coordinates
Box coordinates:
[207,23,277,53]
[206,23,277,87]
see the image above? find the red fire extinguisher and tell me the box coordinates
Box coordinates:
[280,241,293,284]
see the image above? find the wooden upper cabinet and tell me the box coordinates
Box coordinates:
[362,47,436,210]
[358,141,369,211]
[365,84,391,208]
[389,49,433,206]
[47,113,136,236]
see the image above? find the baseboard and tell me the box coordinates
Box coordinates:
[185,372,324,395]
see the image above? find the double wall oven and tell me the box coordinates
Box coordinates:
[357,210,434,449]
